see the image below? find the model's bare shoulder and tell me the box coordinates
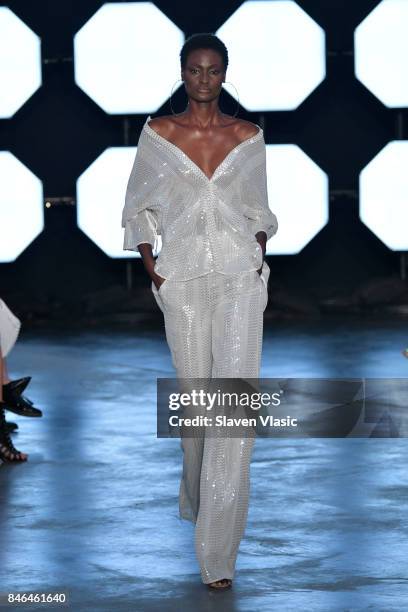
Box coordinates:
[235,119,261,140]
[147,115,175,139]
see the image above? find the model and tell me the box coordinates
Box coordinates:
[121,33,278,589]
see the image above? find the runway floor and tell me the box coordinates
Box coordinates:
[1,317,407,611]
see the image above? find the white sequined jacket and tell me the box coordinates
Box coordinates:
[121,115,278,281]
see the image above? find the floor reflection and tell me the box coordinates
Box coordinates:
[0,317,407,610]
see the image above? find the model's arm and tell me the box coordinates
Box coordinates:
[121,133,166,287]
[136,243,163,288]
[242,141,278,269]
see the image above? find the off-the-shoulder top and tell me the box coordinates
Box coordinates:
[121,115,278,281]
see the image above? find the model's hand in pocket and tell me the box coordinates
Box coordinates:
[152,271,166,291]
[137,244,166,291]
[255,232,267,275]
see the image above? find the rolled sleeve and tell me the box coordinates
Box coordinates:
[121,130,165,254]
[246,212,278,242]
[123,209,159,253]
[243,141,278,241]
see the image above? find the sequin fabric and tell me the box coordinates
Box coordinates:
[122,115,277,585]
[121,115,278,280]
[151,264,269,584]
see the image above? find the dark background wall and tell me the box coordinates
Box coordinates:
[0,0,406,321]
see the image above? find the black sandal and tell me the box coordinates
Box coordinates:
[3,377,34,407]
[207,579,232,590]
[2,386,41,417]
[2,377,32,395]
[6,420,18,432]
[0,403,28,462]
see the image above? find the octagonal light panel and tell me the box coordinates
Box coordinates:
[360,141,408,251]
[74,2,184,114]
[216,0,326,111]
[0,152,44,262]
[0,7,42,118]
[355,0,408,108]
[265,145,329,255]
[77,147,156,258]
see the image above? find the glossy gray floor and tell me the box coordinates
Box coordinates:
[1,317,408,612]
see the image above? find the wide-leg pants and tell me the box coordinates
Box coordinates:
[152,261,270,584]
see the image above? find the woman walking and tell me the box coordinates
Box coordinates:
[122,33,278,589]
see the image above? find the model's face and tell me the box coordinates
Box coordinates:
[181,48,226,102]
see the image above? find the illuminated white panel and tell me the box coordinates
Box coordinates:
[360,141,408,250]
[77,147,157,257]
[265,145,329,254]
[216,0,326,111]
[0,7,41,118]
[355,0,408,107]
[0,152,44,262]
[74,2,184,114]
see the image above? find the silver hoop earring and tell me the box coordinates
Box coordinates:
[169,79,184,116]
[222,81,241,118]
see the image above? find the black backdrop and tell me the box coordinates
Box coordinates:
[0,0,405,317]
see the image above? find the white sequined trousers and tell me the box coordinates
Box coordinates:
[152,261,270,584]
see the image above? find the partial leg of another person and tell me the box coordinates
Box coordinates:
[0,347,28,462]
[0,297,39,419]
[0,298,28,461]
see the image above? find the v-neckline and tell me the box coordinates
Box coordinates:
[143,115,263,183]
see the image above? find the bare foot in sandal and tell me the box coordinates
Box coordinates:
[0,402,28,462]
[208,578,232,590]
